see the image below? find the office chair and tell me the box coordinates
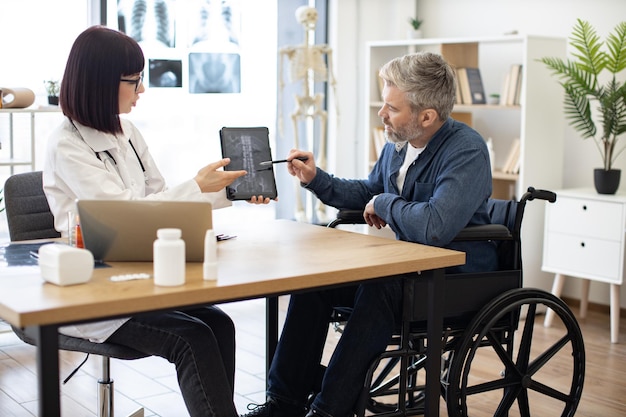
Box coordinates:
[3,171,146,417]
[327,187,585,417]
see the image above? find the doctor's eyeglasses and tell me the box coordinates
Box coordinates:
[120,73,144,92]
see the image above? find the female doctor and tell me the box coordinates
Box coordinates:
[42,25,268,417]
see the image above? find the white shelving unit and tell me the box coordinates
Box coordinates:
[0,107,62,174]
[364,35,566,290]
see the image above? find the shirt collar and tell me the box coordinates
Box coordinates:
[69,119,126,153]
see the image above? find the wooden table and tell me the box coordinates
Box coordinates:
[0,219,464,416]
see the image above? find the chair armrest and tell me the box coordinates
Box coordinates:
[327,209,365,228]
[452,224,512,241]
[329,210,513,243]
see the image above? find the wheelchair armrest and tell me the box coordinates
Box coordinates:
[329,210,513,243]
[336,209,365,222]
[452,224,512,241]
[327,209,365,228]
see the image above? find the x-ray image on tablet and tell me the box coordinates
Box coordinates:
[220,127,278,201]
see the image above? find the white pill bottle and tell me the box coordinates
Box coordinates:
[153,228,185,286]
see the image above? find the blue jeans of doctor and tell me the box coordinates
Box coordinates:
[268,278,403,417]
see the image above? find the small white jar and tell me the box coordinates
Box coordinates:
[153,228,185,286]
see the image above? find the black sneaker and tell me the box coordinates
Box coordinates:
[242,398,306,417]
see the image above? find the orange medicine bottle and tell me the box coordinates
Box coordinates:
[75,224,84,248]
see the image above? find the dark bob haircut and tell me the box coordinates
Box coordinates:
[60,25,145,135]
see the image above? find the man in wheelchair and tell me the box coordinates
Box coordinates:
[244,51,497,417]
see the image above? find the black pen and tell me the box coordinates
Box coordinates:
[258,156,308,166]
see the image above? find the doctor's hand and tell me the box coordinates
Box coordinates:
[195,158,246,193]
[286,149,316,184]
[246,195,276,205]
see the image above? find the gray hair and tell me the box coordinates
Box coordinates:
[379,51,456,121]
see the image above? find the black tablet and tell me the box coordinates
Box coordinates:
[219,126,278,201]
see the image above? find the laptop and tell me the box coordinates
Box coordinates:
[76,200,213,262]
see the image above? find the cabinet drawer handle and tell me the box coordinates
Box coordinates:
[582,205,587,211]
[580,241,585,248]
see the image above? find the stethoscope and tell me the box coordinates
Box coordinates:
[70,119,148,184]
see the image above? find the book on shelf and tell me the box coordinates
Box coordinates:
[372,126,386,158]
[502,138,520,174]
[456,67,486,105]
[456,68,472,104]
[501,64,522,106]
[465,68,486,104]
[455,74,463,105]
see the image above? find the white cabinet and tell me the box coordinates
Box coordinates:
[364,35,566,290]
[542,188,626,343]
[0,107,62,174]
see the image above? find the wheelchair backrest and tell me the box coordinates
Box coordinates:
[487,197,522,271]
[486,187,555,271]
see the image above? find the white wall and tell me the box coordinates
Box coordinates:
[328,0,626,308]
[0,0,278,237]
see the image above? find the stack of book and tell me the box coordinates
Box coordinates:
[372,126,386,157]
[500,64,523,106]
[501,138,521,174]
[455,67,486,105]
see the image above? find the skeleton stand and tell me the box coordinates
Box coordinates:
[278,6,337,224]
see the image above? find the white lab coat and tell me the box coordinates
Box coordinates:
[43,117,231,342]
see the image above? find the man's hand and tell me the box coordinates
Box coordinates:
[286,149,316,184]
[364,196,386,229]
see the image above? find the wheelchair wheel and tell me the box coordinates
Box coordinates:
[365,352,427,415]
[362,335,460,416]
[445,288,585,417]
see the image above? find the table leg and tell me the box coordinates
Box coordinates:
[425,268,444,416]
[266,296,279,380]
[28,325,61,417]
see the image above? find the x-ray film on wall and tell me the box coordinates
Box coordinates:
[109,0,242,93]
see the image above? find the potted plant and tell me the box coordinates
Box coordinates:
[488,93,500,105]
[44,80,60,106]
[407,16,423,39]
[540,19,626,194]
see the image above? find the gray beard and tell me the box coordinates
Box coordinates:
[384,129,409,145]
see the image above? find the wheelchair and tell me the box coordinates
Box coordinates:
[327,187,585,417]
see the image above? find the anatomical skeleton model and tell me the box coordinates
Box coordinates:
[279,6,337,223]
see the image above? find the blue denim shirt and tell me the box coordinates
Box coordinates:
[306,118,498,273]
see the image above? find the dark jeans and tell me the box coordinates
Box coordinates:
[106,305,237,417]
[267,278,403,417]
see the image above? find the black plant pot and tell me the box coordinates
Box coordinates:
[47,95,59,106]
[594,168,621,194]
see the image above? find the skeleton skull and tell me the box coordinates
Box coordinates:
[295,6,318,30]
